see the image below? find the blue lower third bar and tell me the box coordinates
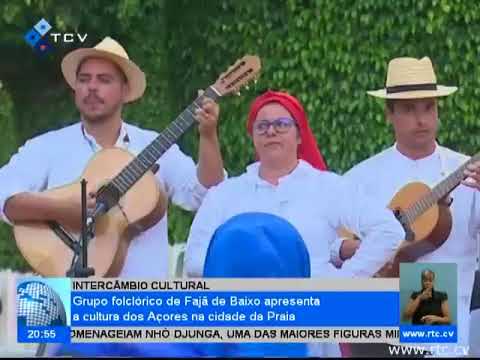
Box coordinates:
[71,291,399,327]
[400,325,457,343]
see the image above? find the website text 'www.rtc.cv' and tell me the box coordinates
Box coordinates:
[388,344,469,356]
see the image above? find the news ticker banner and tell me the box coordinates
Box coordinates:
[16,278,457,344]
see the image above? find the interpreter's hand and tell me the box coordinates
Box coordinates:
[462,161,480,191]
[421,315,440,325]
[195,90,220,139]
[419,288,432,301]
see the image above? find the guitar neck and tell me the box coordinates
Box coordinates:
[406,152,480,220]
[110,86,220,196]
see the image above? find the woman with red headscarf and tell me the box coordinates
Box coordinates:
[246,90,327,172]
[184,90,404,357]
[185,89,403,276]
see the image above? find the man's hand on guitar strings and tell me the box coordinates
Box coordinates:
[195,89,220,139]
[462,161,480,190]
[54,193,97,230]
[439,195,453,207]
[86,191,98,219]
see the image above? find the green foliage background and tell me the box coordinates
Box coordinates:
[1,0,480,271]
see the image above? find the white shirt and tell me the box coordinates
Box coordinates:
[343,144,479,352]
[185,160,405,278]
[343,144,479,297]
[0,121,208,278]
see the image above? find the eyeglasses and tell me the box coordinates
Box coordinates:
[253,117,296,135]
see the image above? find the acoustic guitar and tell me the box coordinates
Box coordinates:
[339,152,479,278]
[13,55,262,278]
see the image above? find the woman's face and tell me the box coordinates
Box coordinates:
[252,103,300,164]
[422,272,435,289]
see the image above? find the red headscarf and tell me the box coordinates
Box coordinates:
[247,90,328,171]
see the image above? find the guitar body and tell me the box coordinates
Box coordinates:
[337,181,453,278]
[13,147,166,277]
[376,182,452,277]
[389,182,439,241]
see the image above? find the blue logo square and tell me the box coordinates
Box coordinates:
[24,29,41,47]
[34,18,52,36]
[34,38,53,55]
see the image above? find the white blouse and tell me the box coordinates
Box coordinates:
[185,160,405,279]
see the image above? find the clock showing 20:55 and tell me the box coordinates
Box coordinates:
[18,326,70,343]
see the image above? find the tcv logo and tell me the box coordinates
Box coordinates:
[24,18,88,55]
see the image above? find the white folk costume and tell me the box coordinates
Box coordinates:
[343,57,478,356]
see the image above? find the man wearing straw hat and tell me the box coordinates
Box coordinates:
[341,57,480,356]
[0,36,225,278]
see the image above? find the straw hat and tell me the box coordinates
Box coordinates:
[367,57,457,99]
[61,36,146,102]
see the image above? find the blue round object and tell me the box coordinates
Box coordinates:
[204,212,310,278]
[17,280,66,327]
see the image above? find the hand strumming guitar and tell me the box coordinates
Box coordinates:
[53,191,97,230]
